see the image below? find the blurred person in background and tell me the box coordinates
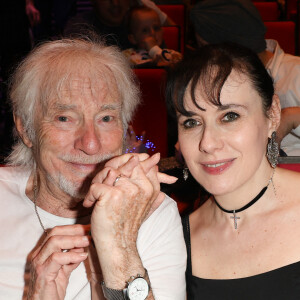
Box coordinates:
[123,6,181,67]
[64,0,175,50]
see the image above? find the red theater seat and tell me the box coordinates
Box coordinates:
[163,26,180,51]
[158,5,185,52]
[132,68,168,158]
[254,2,280,21]
[278,163,300,172]
[286,0,298,20]
[264,21,296,54]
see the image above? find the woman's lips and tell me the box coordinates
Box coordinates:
[201,159,235,175]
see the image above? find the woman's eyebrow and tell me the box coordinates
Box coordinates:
[218,104,247,111]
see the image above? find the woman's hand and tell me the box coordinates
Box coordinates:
[27,225,90,300]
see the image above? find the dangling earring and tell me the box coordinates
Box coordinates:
[267,131,279,168]
[183,167,189,181]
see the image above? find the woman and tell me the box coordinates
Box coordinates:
[166,43,300,299]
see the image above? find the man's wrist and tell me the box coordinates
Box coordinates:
[101,269,150,300]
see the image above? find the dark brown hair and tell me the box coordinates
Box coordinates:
[166,42,274,118]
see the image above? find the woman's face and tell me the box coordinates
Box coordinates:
[178,71,275,196]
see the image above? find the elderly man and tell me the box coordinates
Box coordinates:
[0,38,186,299]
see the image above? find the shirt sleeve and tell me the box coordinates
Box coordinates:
[137,195,187,300]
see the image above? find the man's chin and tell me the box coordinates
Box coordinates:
[59,176,92,200]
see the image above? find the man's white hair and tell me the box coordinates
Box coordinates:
[7,37,140,167]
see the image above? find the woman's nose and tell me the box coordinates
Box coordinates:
[199,125,224,154]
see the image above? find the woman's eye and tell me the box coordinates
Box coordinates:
[222,112,239,122]
[183,119,200,129]
[58,116,68,122]
[102,115,113,122]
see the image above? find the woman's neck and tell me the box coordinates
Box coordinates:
[213,166,275,214]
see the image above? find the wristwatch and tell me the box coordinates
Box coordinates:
[101,273,150,300]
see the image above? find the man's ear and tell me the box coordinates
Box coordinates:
[14,114,33,148]
[268,94,281,135]
[128,34,137,46]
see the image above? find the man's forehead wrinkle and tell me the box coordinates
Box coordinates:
[101,103,122,111]
[59,73,119,102]
[46,99,122,114]
[53,102,77,110]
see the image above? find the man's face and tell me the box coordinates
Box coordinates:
[93,0,131,26]
[34,74,124,199]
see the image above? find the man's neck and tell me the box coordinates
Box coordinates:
[26,172,92,218]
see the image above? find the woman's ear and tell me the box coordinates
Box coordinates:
[14,114,33,148]
[268,94,281,134]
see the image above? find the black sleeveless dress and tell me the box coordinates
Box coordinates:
[182,215,300,300]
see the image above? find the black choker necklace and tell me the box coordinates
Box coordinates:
[213,171,275,229]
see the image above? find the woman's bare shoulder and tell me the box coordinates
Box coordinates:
[276,167,300,200]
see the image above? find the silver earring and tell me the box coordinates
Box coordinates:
[267,131,279,168]
[183,168,189,181]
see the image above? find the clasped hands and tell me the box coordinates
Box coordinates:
[27,153,177,300]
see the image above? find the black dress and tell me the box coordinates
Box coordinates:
[182,215,300,300]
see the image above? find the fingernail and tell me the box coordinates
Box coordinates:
[153,152,160,159]
[83,236,89,242]
[80,252,88,257]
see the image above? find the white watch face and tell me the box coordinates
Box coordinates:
[127,277,149,300]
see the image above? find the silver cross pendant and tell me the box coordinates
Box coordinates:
[230,210,240,230]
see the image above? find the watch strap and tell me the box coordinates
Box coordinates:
[101,270,150,300]
[101,281,126,300]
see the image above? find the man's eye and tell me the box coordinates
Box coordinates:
[183,119,200,129]
[102,115,113,122]
[222,112,239,122]
[58,116,68,122]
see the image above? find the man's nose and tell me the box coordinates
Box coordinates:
[74,123,101,155]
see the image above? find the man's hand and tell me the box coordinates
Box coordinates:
[27,225,90,300]
[82,153,176,294]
